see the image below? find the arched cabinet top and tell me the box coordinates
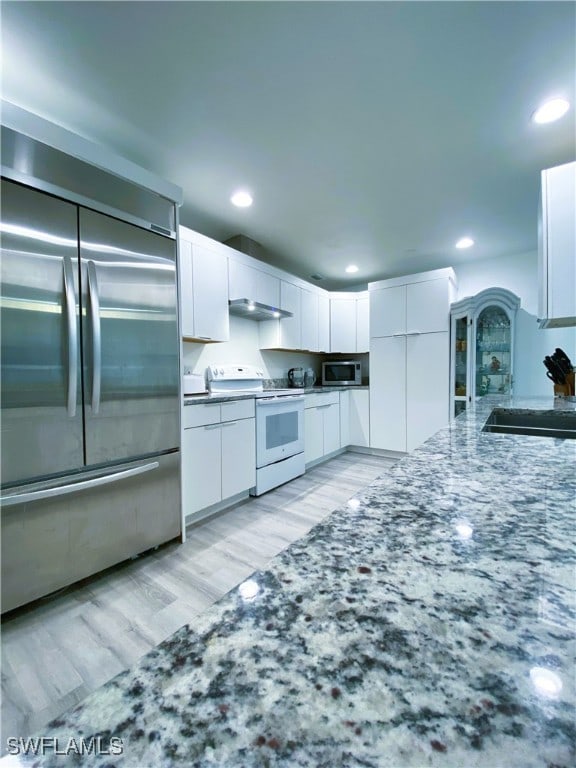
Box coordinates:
[450,287,520,317]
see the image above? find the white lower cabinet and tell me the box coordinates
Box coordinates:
[324,404,340,454]
[370,336,406,452]
[406,333,449,451]
[182,400,255,519]
[370,332,449,452]
[221,418,257,498]
[182,423,221,513]
[304,407,324,464]
[349,390,370,446]
[304,393,340,464]
[339,391,350,448]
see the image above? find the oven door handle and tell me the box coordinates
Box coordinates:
[256,395,305,406]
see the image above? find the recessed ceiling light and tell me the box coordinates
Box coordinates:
[230,190,253,208]
[455,237,474,249]
[345,265,359,274]
[532,98,570,124]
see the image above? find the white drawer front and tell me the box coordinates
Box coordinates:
[221,399,255,422]
[307,391,340,408]
[183,402,221,429]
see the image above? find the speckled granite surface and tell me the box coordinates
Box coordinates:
[183,385,369,405]
[183,392,256,405]
[6,397,575,767]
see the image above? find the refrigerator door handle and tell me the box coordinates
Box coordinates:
[63,256,78,418]
[0,461,160,507]
[87,260,102,414]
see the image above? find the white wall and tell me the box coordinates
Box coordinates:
[454,251,576,397]
[183,316,320,381]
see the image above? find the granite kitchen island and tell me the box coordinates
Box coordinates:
[6,397,575,768]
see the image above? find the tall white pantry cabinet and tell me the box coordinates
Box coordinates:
[369,268,456,453]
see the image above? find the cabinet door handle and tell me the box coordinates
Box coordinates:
[221,421,237,427]
[196,336,212,340]
[204,423,222,430]
[317,404,332,409]
[392,332,405,337]
[406,331,422,336]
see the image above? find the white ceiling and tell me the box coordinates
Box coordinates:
[2,1,575,289]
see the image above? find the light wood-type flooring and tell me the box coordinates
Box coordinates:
[1,450,397,749]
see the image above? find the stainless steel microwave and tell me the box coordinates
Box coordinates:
[322,360,362,386]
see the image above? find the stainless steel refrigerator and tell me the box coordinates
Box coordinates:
[1,139,181,612]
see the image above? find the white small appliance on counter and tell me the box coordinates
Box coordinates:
[183,372,207,395]
[207,364,305,495]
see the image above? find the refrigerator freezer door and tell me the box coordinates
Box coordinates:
[0,180,83,487]
[1,451,181,612]
[79,209,179,465]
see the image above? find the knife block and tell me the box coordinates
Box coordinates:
[554,371,575,397]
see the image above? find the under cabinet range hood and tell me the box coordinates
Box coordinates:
[228,298,292,321]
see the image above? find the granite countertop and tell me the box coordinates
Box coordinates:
[304,385,370,393]
[183,385,370,405]
[183,392,256,405]
[8,396,575,767]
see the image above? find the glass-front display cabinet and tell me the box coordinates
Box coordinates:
[450,288,520,418]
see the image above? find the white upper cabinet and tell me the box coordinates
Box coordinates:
[318,293,330,352]
[257,269,281,308]
[259,280,332,352]
[369,285,405,337]
[179,229,229,342]
[280,280,302,349]
[228,259,280,308]
[369,269,455,338]
[406,279,452,333]
[356,295,369,352]
[330,292,369,352]
[259,280,302,350]
[330,297,356,352]
[301,287,319,352]
[538,160,576,328]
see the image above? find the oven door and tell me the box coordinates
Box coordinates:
[256,395,304,469]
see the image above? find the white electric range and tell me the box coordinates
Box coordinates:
[207,364,305,495]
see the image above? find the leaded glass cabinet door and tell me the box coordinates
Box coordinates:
[452,313,471,417]
[475,305,512,399]
[450,288,519,419]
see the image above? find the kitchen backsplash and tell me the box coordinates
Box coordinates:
[182,316,371,386]
[182,316,321,381]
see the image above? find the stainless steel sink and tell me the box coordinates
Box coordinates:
[482,408,576,439]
